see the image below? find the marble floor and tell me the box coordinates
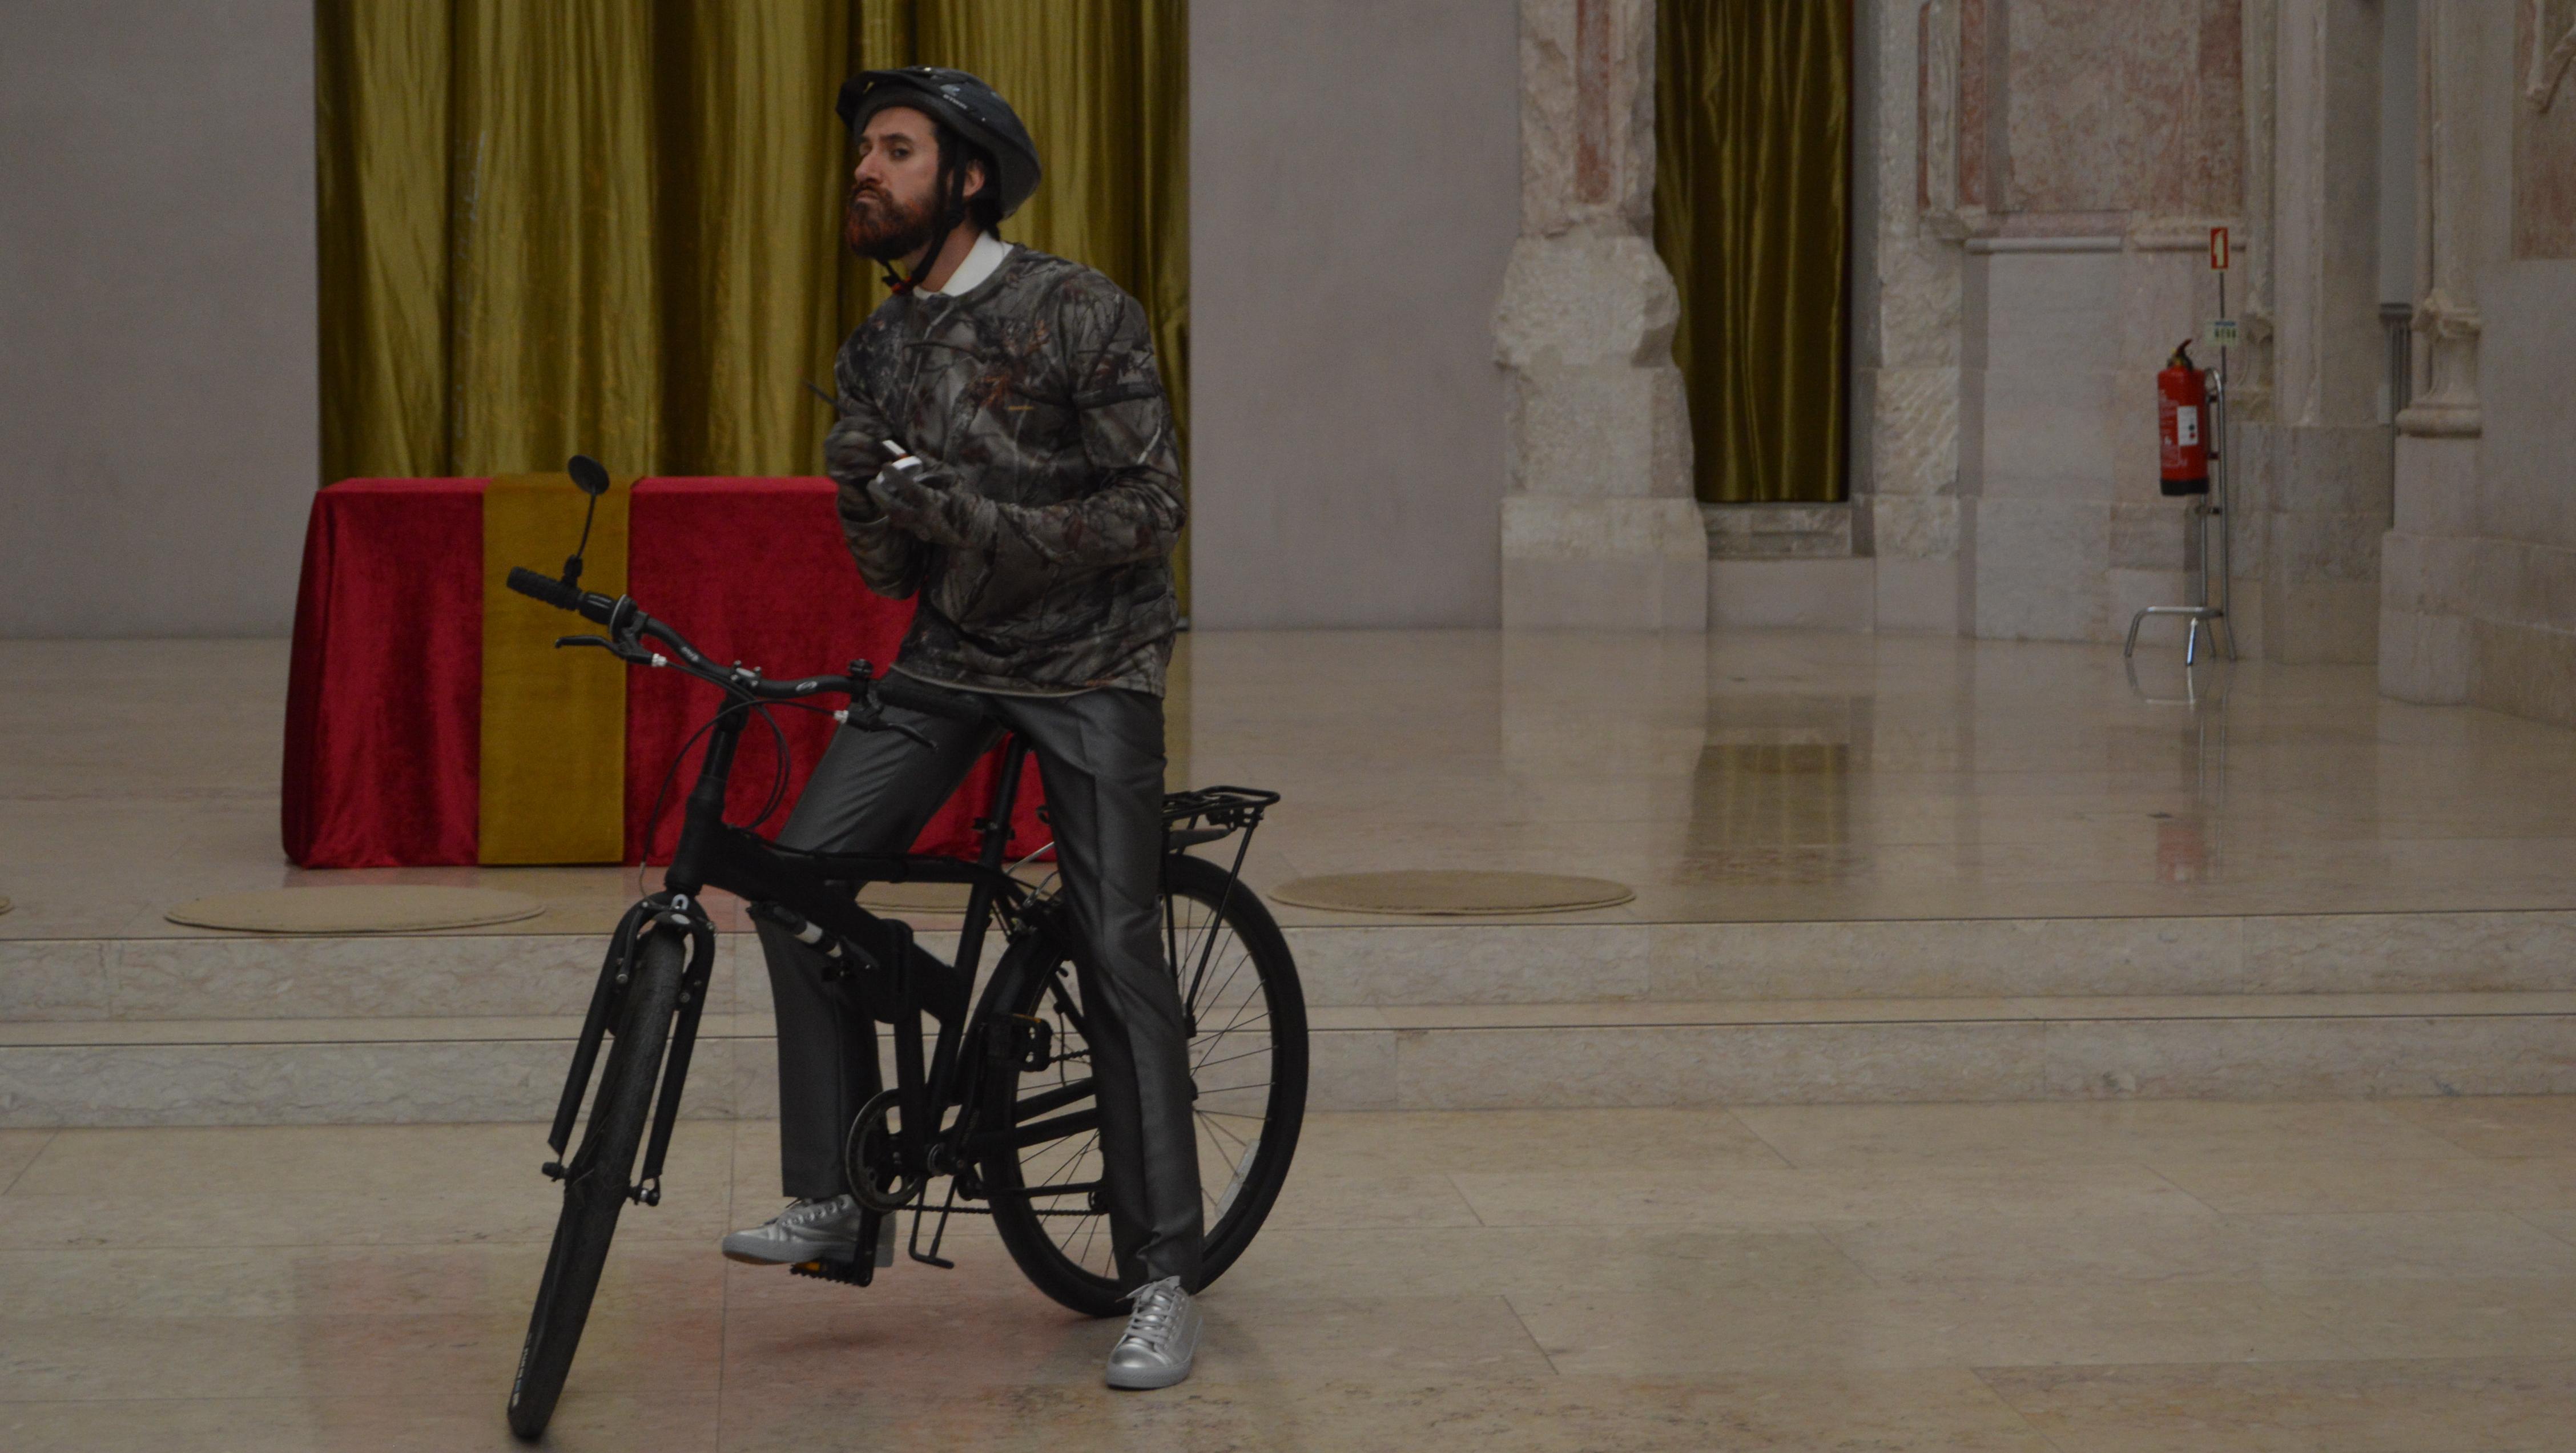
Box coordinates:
[7,629,2576,940]
[3,1098,2575,1451]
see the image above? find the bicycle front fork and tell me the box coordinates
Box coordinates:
[542,892,717,1206]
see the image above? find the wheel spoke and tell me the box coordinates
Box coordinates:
[990,859,1300,1314]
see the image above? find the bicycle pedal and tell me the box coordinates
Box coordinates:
[787,1255,875,1289]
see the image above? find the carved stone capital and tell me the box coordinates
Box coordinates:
[2397,291,2484,437]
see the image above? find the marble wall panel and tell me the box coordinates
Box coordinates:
[2269,424,2395,517]
[103,935,623,1021]
[2489,538,2576,631]
[0,1040,742,1128]
[1392,1021,2051,1109]
[1979,252,2122,372]
[2474,265,2576,553]
[2379,529,2478,618]
[2005,0,2241,216]
[2266,508,2389,585]
[2112,501,2197,572]
[0,941,108,1021]
[1977,371,2121,499]
[1860,367,1963,504]
[2043,1014,2576,1099]
[2514,0,2576,257]
[1286,924,1649,1006]
[2240,911,2576,993]
[2379,603,2477,704]
[1973,497,2112,642]
[2473,617,2576,730]
[1870,494,1964,561]
[1649,916,2248,1000]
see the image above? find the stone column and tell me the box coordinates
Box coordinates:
[2245,0,2393,664]
[2228,0,2280,656]
[2380,0,2501,703]
[1495,0,1706,630]
[1849,0,1966,632]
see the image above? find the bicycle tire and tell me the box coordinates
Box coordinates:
[506,928,686,1440]
[981,851,1307,1317]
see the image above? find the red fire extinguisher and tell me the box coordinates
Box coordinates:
[2157,341,2211,497]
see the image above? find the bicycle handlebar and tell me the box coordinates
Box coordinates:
[506,566,614,624]
[503,565,985,725]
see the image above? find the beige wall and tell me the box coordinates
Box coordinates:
[1,0,320,638]
[1187,0,1522,628]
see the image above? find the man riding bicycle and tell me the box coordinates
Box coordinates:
[719,67,1205,1391]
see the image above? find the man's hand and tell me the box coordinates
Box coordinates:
[866,453,999,550]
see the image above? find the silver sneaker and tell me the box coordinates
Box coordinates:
[1104,1275,1203,1390]
[720,1195,867,1265]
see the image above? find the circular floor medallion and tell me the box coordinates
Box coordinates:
[1269,870,1635,917]
[0,893,12,916]
[165,886,545,934]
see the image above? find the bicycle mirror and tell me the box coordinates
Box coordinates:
[567,454,611,497]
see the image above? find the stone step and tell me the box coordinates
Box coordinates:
[10,909,2576,1025]
[4,992,2569,1126]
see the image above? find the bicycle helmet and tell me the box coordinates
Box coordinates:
[838,66,1043,219]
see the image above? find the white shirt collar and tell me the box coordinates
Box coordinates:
[924,232,1014,297]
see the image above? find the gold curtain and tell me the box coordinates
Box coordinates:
[1652,0,1852,504]
[317,0,1189,599]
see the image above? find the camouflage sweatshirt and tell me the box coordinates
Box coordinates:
[822,246,1185,697]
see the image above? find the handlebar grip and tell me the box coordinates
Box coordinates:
[506,567,584,611]
[506,567,615,625]
[874,673,988,723]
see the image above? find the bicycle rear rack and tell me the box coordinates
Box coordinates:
[1161,785,1278,851]
[1162,784,1279,832]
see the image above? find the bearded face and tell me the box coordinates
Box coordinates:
[844,173,944,262]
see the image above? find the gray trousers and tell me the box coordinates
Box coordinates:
[754,683,1205,1290]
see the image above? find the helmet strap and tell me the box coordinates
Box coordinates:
[883,144,971,297]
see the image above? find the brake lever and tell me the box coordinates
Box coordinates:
[556,634,659,666]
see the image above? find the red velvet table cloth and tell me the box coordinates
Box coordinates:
[283,477,1046,869]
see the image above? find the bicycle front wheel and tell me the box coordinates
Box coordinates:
[506,927,684,1441]
[980,851,1307,1316]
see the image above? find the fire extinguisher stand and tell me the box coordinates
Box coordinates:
[2125,252,2240,665]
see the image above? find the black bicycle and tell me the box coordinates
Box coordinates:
[498,468,1306,1440]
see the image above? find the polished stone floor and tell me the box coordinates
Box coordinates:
[7,630,2576,940]
[3,1098,2575,1451]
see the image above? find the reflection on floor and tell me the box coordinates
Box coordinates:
[3,1101,2574,1451]
[8,630,2576,940]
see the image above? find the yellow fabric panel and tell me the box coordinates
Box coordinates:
[1653,0,1853,504]
[479,474,630,865]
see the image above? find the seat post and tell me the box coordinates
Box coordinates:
[951,736,1029,984]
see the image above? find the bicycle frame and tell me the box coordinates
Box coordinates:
[542,658,1279,1285]
[548,695,1051,1265]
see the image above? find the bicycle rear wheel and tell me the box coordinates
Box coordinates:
[506,928,684,1440]
[980,851,1307,1317]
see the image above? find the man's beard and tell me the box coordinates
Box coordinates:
[844,182,943,263]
